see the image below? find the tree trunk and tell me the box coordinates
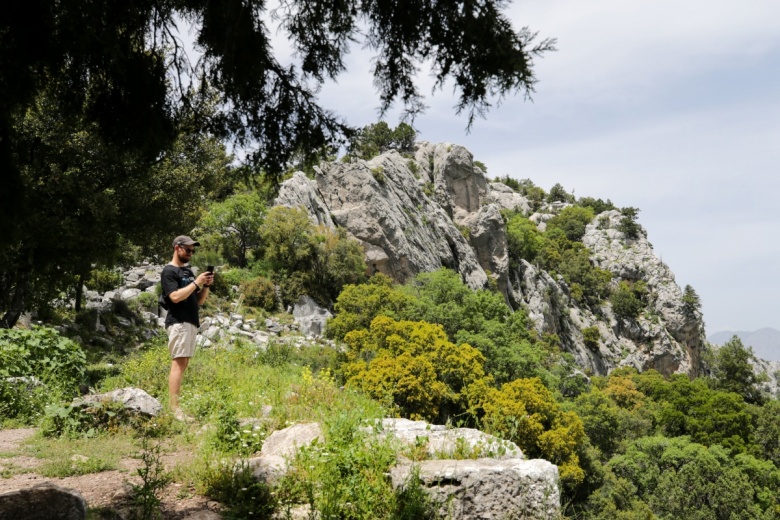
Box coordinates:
[0,267,30,329]
[74,272,85,313]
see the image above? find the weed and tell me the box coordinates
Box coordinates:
[199,459,277,519]
[371,166,387,185]
[130,429,171,520]
[395,466,438,519]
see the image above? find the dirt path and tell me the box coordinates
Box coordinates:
[0,428,221,519]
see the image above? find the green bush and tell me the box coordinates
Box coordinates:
[546,206,594,242]
[239,276,277,311]
[211,268,254,298]
[0,327,86,391]
[582,326,600,350]
[41,399,139,438]
[610,281,645,319]
[85,268,123,293]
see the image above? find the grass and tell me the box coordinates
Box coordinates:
[4,321,444,519]
[6,432,135,478]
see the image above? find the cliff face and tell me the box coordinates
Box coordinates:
[275,142,707,377]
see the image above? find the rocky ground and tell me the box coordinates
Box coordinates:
[0,428,220,519]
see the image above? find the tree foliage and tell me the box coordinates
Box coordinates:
[478,377,587,489]
[199,192,267,268]
[343,316,490,423]
[708,336,766,405]
[607,436,780,520]
[1,0,555,226]
[347,122,418,160]
[258,206,366,306]
[617,207,643,240]
[0,90,232,326]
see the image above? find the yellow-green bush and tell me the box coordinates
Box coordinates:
[478,377,586,488]
[342,316,491,422]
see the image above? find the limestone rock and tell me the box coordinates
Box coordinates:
[292,295,332,337]
[311,150,488,289]
[273,143,707,378]
[486,182,531,214]
[379,418,523,460]
[391,458,560,520]
[74,387,163,417]
[274,170,334,227]
[0,483,87,520]
[248,423,323,483]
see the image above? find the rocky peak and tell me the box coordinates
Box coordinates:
[275,142,708,377]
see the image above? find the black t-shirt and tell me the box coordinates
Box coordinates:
[161,264,200,328]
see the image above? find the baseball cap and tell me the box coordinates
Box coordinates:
[173,235,200,247]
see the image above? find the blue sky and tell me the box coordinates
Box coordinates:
[300,0,780,335]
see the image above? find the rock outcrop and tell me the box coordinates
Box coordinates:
[74,387,163,417]
[391,457,560,520]
[247,419,560,519]
[275,141,708,377]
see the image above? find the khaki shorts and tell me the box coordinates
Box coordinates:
[167,323,198,359]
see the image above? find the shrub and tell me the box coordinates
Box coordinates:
[326,274,412,340]
[85,268,123,293]
[577,197,616,214]
[505,212,545,265]
[239,276,277,311]
[582,326,600,350]
[546,206,595,242]
[211,268,254,297]
[0,327,86,392]
[280,410,398,519]
[371,166,386,184]
[478,377,586,490]
[343,316,491,423]
[610,281,645,319]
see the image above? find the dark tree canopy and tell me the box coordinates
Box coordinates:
[0,0,554,327]
[1,0,554,221]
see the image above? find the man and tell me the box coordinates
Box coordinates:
[160,235,213,421]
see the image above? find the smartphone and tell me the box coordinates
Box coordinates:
[206,265,214,274]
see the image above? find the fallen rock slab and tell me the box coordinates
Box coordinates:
[391,458,560,520]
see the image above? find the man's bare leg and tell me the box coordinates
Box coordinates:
[169,357,190,411]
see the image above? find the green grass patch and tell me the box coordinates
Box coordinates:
[19,432,135,477]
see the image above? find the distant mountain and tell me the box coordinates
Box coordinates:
[708,328,780,362]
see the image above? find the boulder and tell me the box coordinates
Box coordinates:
[486,182,531,214]
[248,423,323,483]
[0,483,87,520]
[292,295,332,337]
[379,418,523,460]
[119,288,142,301]
[391,458,560,520]
[74,387,163,417]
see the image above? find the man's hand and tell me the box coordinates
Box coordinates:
[196,271,214,288]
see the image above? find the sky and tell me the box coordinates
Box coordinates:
[295,0,780,336]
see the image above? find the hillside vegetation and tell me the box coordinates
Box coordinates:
[2,124,780,519]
